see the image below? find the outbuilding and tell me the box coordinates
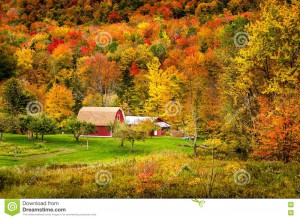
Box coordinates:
[125,116,171,136]
[77,107,125,137]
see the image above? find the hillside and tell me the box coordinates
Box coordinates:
[1,0,262,25]
[0,0,299,164]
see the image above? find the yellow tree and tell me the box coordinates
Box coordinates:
[180,52,207,154]
[45,85,75,125]
[161,66,186,127]
[145,57,185,126]
[15,48,35,75]
[145,58,167,116]
[50,44,73,84]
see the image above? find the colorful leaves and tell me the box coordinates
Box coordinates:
[130,61,141,76]
[15,48,34,70]
[47,38,65,53]
[80,46,89,56]
[108,10,121,23]
[45,85,75,124]
[253,93,300,162]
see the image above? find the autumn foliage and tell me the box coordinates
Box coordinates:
[253,95,300,163]
[47,38,65,53]
[0,0,299,162]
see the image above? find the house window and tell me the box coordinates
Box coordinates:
[117,114,120,121]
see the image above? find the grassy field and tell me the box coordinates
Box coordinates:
[0,134,299,198]
[0,151,299,198]
[0,134,197,167]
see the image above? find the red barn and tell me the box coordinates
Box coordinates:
[77,107,125,137]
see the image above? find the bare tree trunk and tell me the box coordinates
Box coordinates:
[27,131,32,139]
[193,89,201,156]
[100,91,104,107]
[193,120,198,156]
[208,143,215,197]
[0,132,2,140]
[130,140,134,152]
[52,61,57,85]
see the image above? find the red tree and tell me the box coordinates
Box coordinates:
[130,61,140,76]
[253,95,300,163]
[108,10,122,23]
[47,38,65,53]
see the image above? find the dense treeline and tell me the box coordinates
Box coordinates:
[0,0,299,162]
[1,0,264,26]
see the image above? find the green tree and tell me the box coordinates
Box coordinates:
[0,113,19,140]
[0,46,16,81]
[150,44,166,61]
[0,113,10,140]
[29,115,57,140]
[136,119,159,139]
[112,122,127,147]
[113,123,147,151]
[65,117,96,141]
[1,78,35,115]
[18,116,33,135]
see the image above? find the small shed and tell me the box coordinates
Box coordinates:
[77,107,125,137]
[125,116,171,136]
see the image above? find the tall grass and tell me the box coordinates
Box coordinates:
[0,151,299,198]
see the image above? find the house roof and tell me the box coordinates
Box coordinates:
[157,122,172,128]
[77,107,124,126]
[125,116,171,128]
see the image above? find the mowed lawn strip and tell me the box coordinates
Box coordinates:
[0,134,201,166]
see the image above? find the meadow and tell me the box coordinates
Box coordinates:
[0,134,193,167]
[0,135,299,198]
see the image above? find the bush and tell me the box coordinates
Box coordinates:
[0,168,18,191]
[203,138,251,160]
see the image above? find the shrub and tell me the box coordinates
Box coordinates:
[0,168,18,191]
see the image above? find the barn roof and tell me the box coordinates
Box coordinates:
[77,107,124,126]
[125,116,171,128]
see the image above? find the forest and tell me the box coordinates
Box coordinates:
[0,0,299,176]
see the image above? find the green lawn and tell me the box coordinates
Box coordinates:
[0,134,200,167]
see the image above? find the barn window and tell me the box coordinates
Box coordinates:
[117,114,120,121]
